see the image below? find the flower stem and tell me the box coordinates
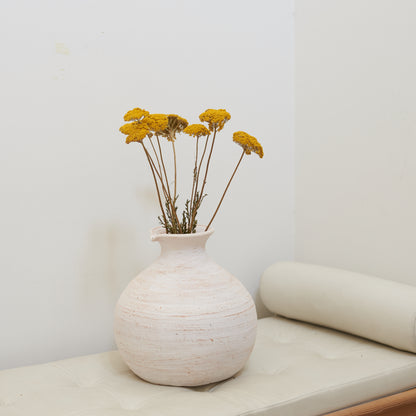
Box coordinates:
[172,141,177,200]
[149,137,163,181]
[195,134,209,200]
[199,128,217,201]
[144,142,169,201]
[156,136,171,198]
[190,136,199,213]
[189,133,211,230]
[156,135,181,232]
[141,142,167,226]
[205,149,245,231]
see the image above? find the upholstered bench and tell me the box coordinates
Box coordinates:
[1,262,416,416]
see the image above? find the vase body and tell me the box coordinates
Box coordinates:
[114,226,257,386]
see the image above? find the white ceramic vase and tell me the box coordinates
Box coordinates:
[114,226,257,387]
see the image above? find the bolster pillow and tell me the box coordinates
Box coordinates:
[260,262,416,353]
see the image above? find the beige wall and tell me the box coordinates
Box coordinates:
[295,1,416,285]
[0,0,294,369]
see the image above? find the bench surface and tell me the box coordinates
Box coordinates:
[1,316,416,416]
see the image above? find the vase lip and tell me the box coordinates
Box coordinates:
[150,225,214,241]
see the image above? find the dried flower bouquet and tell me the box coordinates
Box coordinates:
[119,108,263,234]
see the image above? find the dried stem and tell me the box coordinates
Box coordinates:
[156,135,179,228]
[141,142,167,226]
[156,135,181,231]
[145,142,169,201]
[205,149,245,231]
[190,136,199,213]
[149,137,163,181]
[195,134,209,201]
[199,127,217,202]
[172,141,177,199]
[156,135,171,199]
[189,133,210,230]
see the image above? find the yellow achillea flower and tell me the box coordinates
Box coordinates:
[119,122,150,144]
[143,114,169,134]
[199,109,231,132]
[233,131,264,158]
[183,124,210,138]
[123,108,149,122]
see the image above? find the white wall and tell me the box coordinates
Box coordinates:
[0,0,294,369]
[295,1,416,285]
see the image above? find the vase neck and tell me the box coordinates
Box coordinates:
[150,226,213,258]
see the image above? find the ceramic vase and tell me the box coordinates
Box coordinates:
[114,226,257,386]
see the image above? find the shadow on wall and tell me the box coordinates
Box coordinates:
[80,223,150,308]
[78,221,272,320]
[79,182,161,309]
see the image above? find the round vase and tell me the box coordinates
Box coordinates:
[114,226,257,387]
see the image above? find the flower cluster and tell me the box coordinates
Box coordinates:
[123,108,149,122]
[183,124,210,138]
[160,114,189,141]
[233,131,264,158]
[199,109,231,132]
[119,121,149,144]
[143,114,169,134]
[119,107,264,233]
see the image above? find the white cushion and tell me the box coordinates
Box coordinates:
[1,316,416,416]
[260,262,416,353]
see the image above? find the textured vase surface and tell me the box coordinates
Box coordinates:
[114,226,257,386]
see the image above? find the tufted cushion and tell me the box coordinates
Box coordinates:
[260,262,416,353]
[1,316,416,416]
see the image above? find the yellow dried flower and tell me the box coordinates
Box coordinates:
[183,124,211,138]
[233,131,264,158]
[119,122,150,144]
[142,114,169,134]
[168,114,188,132]
[123,108,149,122]
[159,114,189,141]
[199,109,231,132]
